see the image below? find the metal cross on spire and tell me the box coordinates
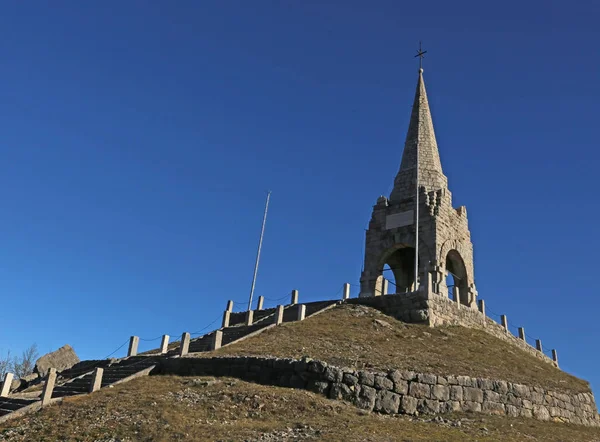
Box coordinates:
[415,41,427,69]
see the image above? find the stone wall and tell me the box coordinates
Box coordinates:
[346,291,428,324]
[158,356,599,426]
[347,292,556,366]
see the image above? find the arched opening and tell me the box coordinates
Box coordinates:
[381,264,396,295]
[382,246,418,293]
[445,250,469,305]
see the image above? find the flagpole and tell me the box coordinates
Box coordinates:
[414,139,419,291]
[247,191,271,312]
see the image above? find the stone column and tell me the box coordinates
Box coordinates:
[297,304,306,321]
[467,286,478,309]
[536,339,543,352]
[477,299,486,317]
[222,311,231,328]
[452,287,460,304]
[374,277,383,297]
[41,368,57,406]
[342,283,350,300]
[179,332,190,357]
[274,305,284,325]
[245,310,254,326]
[501,315,508,332]
[423,271,434,298]
[226,300,234,312]
[0,373,14,397]
[89,367,104,393]
[552,349,559,367]
[128,336,139,357]
[257,296,265,310]
[381,278,389,296]
[160,335,170,354]
[431,264,444,295]
[518,327,525,341]
[290,290,299,305]
[211,330,223,350]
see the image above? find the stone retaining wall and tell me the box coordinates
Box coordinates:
[158,356,599,427]
[347,293,556,366]
[346,291,428,324]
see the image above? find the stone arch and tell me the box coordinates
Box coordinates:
[378,245,417,293]
[445,249,469,305]
[376,241,432,294]
[439,239,473,284]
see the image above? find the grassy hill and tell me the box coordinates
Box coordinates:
[0,303,596,441]
[200,304,590,395]
[0,375,599,442]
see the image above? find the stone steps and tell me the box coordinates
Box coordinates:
[229,307,277,327]
[52,358,158,398]
[0,398,37,416]
[171,300,338,356]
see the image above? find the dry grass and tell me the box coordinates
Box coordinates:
[0,375,599,442]
[203,304,590,394]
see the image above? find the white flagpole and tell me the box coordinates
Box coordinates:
[414,139,419,291]
[247,191,271,311]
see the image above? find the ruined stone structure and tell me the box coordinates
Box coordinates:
[360,68,477,307]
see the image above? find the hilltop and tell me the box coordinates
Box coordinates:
[197,304,590,395]
[0,303,597,441]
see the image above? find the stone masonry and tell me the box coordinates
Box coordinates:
[360,68,477,308]
[159,356,599,427]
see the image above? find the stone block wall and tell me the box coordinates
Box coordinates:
[346,291,429,324]
[158,356,599,426]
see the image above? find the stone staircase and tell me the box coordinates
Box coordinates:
[0,397,37,418]
[165,309,286,356]
[0,297,340,423]
[52,357,158,399]
[170,300,339,357]
[228,307,278,327]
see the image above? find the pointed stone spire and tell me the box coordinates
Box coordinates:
[390,69,447,202]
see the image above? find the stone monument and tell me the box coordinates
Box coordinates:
[359,67,478,308]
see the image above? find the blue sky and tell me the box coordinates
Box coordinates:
[0,1,599,394]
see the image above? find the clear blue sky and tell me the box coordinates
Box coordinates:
[0,1,598,394]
